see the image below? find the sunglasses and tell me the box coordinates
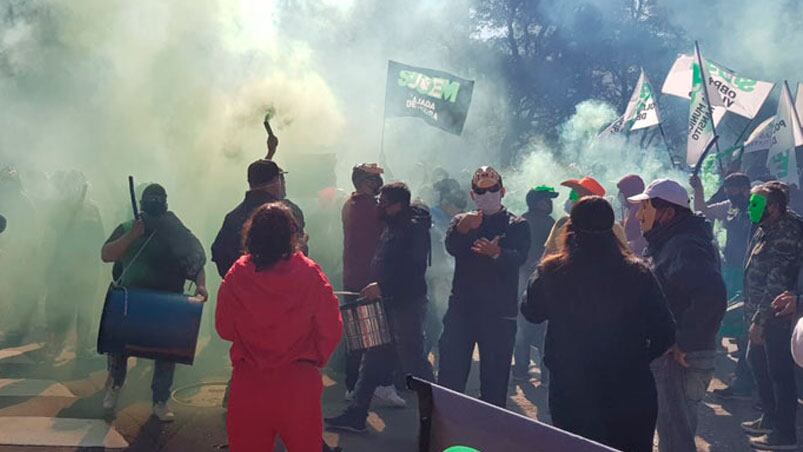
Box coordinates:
[473,185,502,195]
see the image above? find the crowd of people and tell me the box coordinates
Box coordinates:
[4,151,803,452]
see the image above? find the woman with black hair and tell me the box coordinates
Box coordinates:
[216,202,342,452]
[521,196,675,452]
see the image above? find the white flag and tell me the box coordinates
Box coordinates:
[623,69,661,131]
[796,82,803,121]
[686,51,724,166]
[766,82,802,184]
[597,114,627,138]
[663,54,774,119]
[743,115,778,153]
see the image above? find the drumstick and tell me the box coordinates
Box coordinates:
[334,291,361,297]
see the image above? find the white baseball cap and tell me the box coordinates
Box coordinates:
[627,178,690,209]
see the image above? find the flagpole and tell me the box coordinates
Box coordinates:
[695,41,724,174]
[379,61,392,177]
[786,80,803,130]
[778,80,803,184]
[727,117,754,170]
[658,123,675,168]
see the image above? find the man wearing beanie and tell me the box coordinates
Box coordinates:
[617,174,647,256]
[628,179,726,452]
[101,183,207,421]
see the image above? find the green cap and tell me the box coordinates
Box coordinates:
[443,447,481,452]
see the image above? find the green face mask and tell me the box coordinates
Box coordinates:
[748,193,767,224]
[569,190,580,203]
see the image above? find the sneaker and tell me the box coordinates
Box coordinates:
[344,390,354,401]
[102,386,121,411]
[325,409,367,433]
[374,385,407,408]
[713,386,752,400]
[742,417,773,436]
[749,432,797,450]
[152,402,175,422]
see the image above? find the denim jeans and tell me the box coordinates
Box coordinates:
[651,350,716,452]
[107,353,176,403]
[351,299,434,418]
[513,314,548,383]
[747,320,797,441]
[438,305,517,408]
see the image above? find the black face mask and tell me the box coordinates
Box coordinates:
[141,199,167,217]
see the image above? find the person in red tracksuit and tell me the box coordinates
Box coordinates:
[216,202,343,452]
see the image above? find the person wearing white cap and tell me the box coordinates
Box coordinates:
[628,179,726,452]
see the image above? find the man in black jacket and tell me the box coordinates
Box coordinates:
[629,179,726,452]
[211,159,305,278]
[326,182,434,433]
[437,166,531,408]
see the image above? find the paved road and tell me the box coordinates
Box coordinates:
[0,334,799,451]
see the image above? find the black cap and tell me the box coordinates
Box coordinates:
[248,159,286,187]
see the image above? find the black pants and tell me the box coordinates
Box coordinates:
[437,304,517,407]
[747,320,797,440]
[550,371,657,452]
[351,299,434,418]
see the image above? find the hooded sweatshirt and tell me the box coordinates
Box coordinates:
[216,252,342,371]
[644,213,726,352]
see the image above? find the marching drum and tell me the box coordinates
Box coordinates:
[97,287,203,365]
[339,297,393,352]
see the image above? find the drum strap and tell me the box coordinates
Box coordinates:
[112,231,156,288]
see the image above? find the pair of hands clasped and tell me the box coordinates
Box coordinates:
[457,211,502,259]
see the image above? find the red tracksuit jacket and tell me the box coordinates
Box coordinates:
[216,252,343,371]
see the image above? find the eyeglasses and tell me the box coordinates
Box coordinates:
[473,185,501,195]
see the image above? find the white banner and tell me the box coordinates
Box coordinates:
[597,114,626,138]
[687,51,724,166]
[767,83,802,184]
[624,69,661,131]
[743,116,777,153]
[663,54,774,119]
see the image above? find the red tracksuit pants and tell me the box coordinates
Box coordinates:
[227,361,323,452]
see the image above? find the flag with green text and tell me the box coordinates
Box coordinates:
[384,60,475,135]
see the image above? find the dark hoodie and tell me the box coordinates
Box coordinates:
[644,213,726,352]
[371,204,431,304]
[212,190,306,278]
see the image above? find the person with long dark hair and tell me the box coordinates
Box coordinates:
[216,202,342,451]
[521,196,675,452]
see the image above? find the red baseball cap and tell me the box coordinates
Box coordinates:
[560,176,606,197]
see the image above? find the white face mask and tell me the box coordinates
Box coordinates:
[473,191,503,215]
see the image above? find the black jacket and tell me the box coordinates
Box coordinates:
[446,208,530,318]
[644,213,726,352]
[522,256,675,385]
[211,190,305,278]
[371,205,430,304]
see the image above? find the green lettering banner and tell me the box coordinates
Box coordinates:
[384,60,474,135]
